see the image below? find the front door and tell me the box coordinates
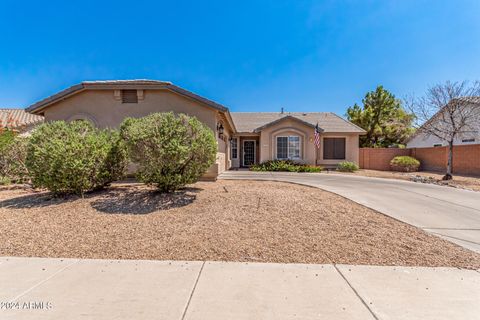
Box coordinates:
[243,140,256,166]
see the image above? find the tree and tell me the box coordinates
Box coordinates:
[120,112,217,192]
[347,86,415,147]
[408,81,480,180]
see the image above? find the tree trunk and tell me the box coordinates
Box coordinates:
[444,141,454,180]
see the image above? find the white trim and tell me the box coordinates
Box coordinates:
[243,139,256,166]
[231,137,238,159]
[275,135,301,160]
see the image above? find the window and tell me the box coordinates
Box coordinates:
[433,144,442,147]
[462,138,475,143]
[121,90,138,103]
[323,138,346,160]
[231,138,238,159]
[288,136,300,159]
[276,136,301,159]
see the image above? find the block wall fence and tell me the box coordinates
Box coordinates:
[359,145,480,176]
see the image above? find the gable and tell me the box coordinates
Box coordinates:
[42,89,218,130]
[231,112,365,134]
[253,115,317,133]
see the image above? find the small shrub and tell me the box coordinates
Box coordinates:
[296,165,323,173]
[0,136,30,183]
[0,176,11,185]
[250,160,322,173]
[120,112,217,192]
[390,156,420,172]
[336,161,359,172]
[26,121,128,196]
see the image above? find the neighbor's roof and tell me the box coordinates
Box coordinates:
[406,96,480,143]
[26,80,229,114]
[0,108,44,129]
[230,112,366,133]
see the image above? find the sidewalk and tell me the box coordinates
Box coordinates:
[1,257,479,319]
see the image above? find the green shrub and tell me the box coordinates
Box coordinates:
[0,176,11,185]
[390,156,420,172]
[0,128,16,152]
[0,136,30,183]
[250,160,322,173]
[26,121,128,196]
[336,161,359,172]
[120,112,217,192]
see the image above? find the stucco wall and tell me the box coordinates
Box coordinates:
[317,133,360,166]
[258,119,314,164]
[253,119,360,166]
[407,133,479,148]
[42,89,231,177]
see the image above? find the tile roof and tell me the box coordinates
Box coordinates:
[0,108,44,129]
[230,112,365,133]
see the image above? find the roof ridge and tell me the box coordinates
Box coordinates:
[230,111,330,113]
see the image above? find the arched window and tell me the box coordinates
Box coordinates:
[66,113,98,126]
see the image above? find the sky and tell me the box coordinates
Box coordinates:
[1,0,480,115]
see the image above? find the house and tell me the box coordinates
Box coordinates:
[26,80,365,179]
[407,97,480,148]
[0,108,44,134]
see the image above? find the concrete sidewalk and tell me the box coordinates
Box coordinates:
[1,257,479,320]
[220,171,480,253]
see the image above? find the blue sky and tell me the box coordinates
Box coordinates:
[1,0,480,115]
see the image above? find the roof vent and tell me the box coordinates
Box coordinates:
[281,107,284,114]
[121,90,138,103]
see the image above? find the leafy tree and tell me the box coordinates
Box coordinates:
[347,86,415,147]
[120,112,217,192]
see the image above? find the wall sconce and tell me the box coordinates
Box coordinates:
[217,123,224,139]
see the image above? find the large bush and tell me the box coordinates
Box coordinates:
[336,161,359,172]
[0,128,16,152]
[26,121,128,196]
[390,156,420,172]
[0,136,30,183]
[120,112,217,192]
[250,160,322,173]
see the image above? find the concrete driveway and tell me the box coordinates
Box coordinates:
[1,256,479,320]
[220,171,480,253]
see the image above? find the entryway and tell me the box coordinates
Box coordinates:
[243,140,256,166]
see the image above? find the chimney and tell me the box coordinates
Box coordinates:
[281,107,284,114]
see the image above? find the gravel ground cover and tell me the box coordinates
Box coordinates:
[0,180,479,268]
[331,169,480,192]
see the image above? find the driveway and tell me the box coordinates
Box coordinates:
[1,256,479,320]
[220,171,480,253]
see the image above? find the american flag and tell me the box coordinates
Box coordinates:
[314,123,320,149]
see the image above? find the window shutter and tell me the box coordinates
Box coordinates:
[323,138,334,159]
[323,138,345,160]
[334,138,346,159]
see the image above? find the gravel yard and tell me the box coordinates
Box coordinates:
[0,180,479,268]
[333,169,480,191]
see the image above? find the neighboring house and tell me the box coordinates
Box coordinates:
[230,112,364,168]
[0,108,44,135]
[26,80,365,179]
[407,97,480,148]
